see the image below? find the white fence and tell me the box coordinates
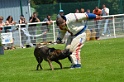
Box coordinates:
[87,14,124,39]
[0,14,124,48]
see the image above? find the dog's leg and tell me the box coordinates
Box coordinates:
[36,57,43,70]
[39,58,43,70]
[55,60,62,69]
[47,59,54,70]
[37,64,41,70]
[68,56,72,63]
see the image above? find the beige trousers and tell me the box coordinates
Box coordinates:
[66,32,86,65]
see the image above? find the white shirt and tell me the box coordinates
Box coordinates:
[65,13,88,35]
[102,7,109,16]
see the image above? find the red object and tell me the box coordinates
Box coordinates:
[0,27,3,31]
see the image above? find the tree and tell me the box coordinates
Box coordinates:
[30,0,97,5]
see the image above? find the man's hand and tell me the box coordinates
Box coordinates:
[67,29,73,36]
[96,15,102,19]
[70,32,73,36]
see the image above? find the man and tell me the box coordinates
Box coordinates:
[80,8,85,13]
[42,15,53,42]
[19,15,27,48]
[75,9,80,13]
[29,12,40,44]
[29,12,40,23]
[86,9,90,14]
[93,6,102,40]
[56,13,101,68]
[56,10,67,43]
[101,4,111,36]
[57,10,66,21]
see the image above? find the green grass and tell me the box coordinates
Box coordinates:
[0,38,124,82]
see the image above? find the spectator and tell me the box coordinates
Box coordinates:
[56,10,67,43]
[43,15,53,26]
[19,15,27,48]
[80,8,85,13]
[75,9,79,13]
[5,16,16,49]
[5,16,16,32]
[19,15,27,24]
[42,15,53,42]
[86,9,90,14]
[5,16,16,26]
[0,16,5,32]
[29,12,40,44]
[29,12,40,23]
[101,4,111,36]
[57,10,66,21]
[80,8,86,24]
[93,6,102,40]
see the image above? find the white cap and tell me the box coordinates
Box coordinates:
[59,10,64,13]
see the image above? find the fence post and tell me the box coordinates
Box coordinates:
[53,21,56,42]
[98,0,100,8]
[119,0,123,13]
[59,3,62,10]
[28,0,31,17]
[112,16,116,38]
[18,24,22,48]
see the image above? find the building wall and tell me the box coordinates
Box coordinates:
[0,0,30,23]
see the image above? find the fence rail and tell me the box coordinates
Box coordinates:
[0,14,124,48]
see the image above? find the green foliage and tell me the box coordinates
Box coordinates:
[0,38,124,82]
[30,0,98,6]
[31,0,124,21]
[99,0,122,14]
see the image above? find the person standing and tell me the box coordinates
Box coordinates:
[5,16,16,49]
[56,13,101,68]
[80,8,85,13]
[29,12,40,44]
[0,16,5,32]
[42,15,53,42]
[19,15,27,24]
[29,12,40,23]
[5,16,16,26]
[56,10,67,44]
[75,9,80,13]
[93,6,102,40]
[101,4,111,36]
[86,9,90,14]
[19,15,27,48]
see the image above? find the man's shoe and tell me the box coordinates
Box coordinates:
[107,34,111,37]
[70,64,81,69]
[75,64,81,68]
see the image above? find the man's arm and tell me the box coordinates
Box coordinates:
[36,17,40,22]
[66,13,100,23]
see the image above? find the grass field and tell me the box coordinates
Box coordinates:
[0,38,124,82]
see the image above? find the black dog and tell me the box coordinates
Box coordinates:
[34,44,72,70]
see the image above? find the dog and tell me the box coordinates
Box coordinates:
[34,43,72,70]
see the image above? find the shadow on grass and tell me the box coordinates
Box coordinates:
[30,66,70,71]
